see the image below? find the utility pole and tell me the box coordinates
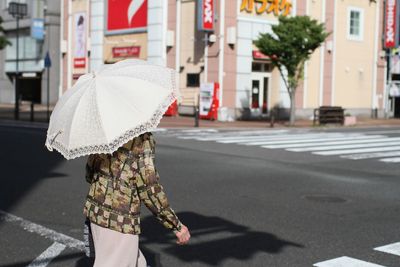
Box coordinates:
[8,2,27,120]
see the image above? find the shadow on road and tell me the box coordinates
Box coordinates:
[140,211,304,266]
[0,127,65,212]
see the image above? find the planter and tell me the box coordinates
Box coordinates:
[344,116,357,126]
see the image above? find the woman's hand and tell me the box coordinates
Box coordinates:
[175,225,190,245]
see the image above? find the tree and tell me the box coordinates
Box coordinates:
[255,16,329,125]
[0,16,10,50]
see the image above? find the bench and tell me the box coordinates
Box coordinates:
[313,106,345,125]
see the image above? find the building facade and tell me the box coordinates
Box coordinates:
[0,0,61,106]
[60,0,396,120]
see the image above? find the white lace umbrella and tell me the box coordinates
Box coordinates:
[45,59,179,160]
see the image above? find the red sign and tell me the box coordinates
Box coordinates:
[385,0,398,48]
[107,0,147,33]
[253,51,269,60]
[74,58,86,68]
[112,46,141,58]
[198,0,214,31]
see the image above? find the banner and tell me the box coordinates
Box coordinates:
[107,0,147,34]
[385,0,400,48]
[74,12,86,68]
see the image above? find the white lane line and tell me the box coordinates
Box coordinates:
[287,140,400,152]
[225,134,365,144]
[265,136,392,149]
[374,242,400,256]
[0,210,84,251]
[313,256,386,267]
[27,242,66,267]
[179,131,296,141]
[256,135,383,147]
[341,151,400,160]
[313,146,400,156]
[177,129,289,139]
[380,157,400,163]
[214,133,358,144]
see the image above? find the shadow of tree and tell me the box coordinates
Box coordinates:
[140,211,304,266]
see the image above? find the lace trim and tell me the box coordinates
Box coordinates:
[45,71,179,160]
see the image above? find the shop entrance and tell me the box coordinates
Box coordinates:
[251,72,270,115]
[394,97,400,118]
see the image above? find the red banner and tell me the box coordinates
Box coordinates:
[74,58,86,68]
[202,0,214,31]
[107,0,147,32]
[385,0,397,48]
[112,46,141,58]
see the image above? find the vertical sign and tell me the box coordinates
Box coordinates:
[31,18,44,40]
[74,12,86,68]
[197,0,214,31]
[385,0,399,48]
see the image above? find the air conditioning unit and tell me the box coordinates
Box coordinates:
[227,27,236,45]
[166,30,174,47]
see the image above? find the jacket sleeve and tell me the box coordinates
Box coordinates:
[136,153,183,233]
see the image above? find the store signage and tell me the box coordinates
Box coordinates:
[74,58,86,68]
[107,0,147,34]
[385,0,400,48]
[240,0,292,17]
[31,18,44,40]
[197,0,214,31]
[112,46,141,58]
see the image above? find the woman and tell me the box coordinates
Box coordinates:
[83,132,190,267]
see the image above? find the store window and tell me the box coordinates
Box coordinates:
[347,7,364,41]
[187,73,200,87]
[252,62,273,72]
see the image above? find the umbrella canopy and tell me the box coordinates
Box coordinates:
[45,59,180,160]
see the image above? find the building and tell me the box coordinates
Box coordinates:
[61,0,397,120]
[0,0,61,107]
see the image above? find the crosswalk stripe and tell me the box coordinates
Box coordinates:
[181,132,309,141]
[313,146,400,156]
[341,151,400,160]
[254,135,383,147]
[214,133,360,144]
[380,157,400,163]
[374,242,400,256]
[265,136,393,149]
[177,130,288,140]
[287,140,400,152]
[27,242,66,267]
[313,256,386,267]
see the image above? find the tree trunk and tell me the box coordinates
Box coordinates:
[289,90,296,126]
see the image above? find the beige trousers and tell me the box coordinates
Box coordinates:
[90,223,147,267]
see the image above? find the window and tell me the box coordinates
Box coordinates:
[347,7,364,41]
[187,73,200,87]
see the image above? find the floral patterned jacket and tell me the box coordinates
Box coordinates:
[83,132,182,235]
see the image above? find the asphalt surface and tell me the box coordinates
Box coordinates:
[0,125,400,267]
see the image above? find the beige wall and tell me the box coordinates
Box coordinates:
[334,0,377,109]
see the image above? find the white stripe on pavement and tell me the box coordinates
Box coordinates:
[265,136,392,149]
[27,242,66,267]
[313,146,400,156]
[257,135,384,147]
[177,130,289,139]
[379,157,400,163]
[341,151,400,160]
[181,132,303,141]
[287,140,400,152]
[215,133,360,144]
[374,242,400,256]
[0,210,84,251]
[313,256,386,267]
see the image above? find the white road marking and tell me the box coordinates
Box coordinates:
[287,140,400,152]
[213,133,358,143]
[0,210,84,251]
[265,136,392,149]
[374,242,400,256]
[341,151,400,160]
[313,256,386,267]
[27,242,66,267]
[313,146,400,156]
[380,157,400,163]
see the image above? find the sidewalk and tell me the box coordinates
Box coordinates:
[1,103,400,129]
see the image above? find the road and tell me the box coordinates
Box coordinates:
[1,124,400,267]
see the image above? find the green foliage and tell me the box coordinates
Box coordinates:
[0,16,11,50]
[255,15,329,93]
